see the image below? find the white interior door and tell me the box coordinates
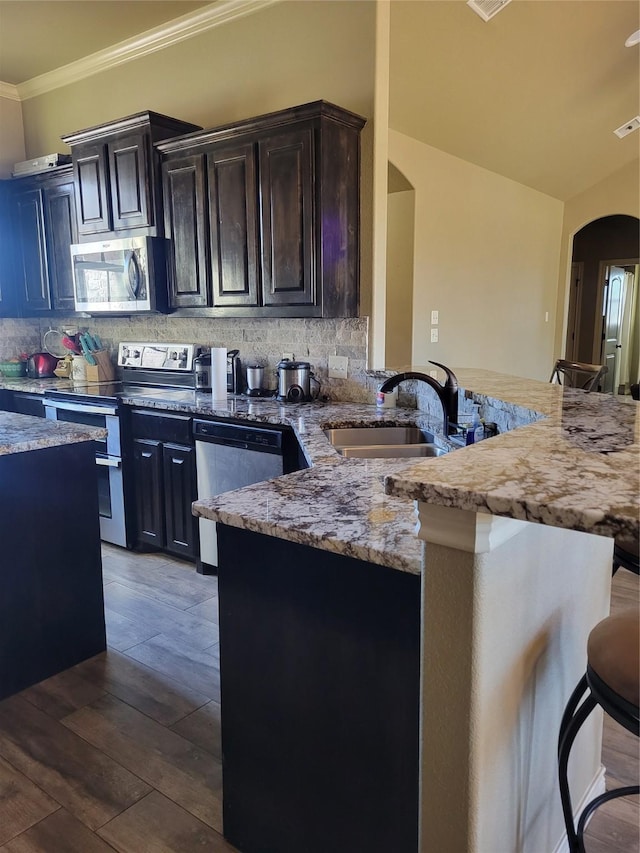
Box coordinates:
[600,265,627,393]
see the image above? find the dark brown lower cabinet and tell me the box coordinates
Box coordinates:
[0,440,106,700]
[217,525,420,853]
[131,410,198,560]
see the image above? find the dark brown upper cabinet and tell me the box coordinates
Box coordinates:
[162,154,209,309]
[14,185,50,312]
[4,166,78,315]
[258,128,314,308]
[208,141,260,309]
[158,101,366,319]
[62,112,201,241]
[43,174,78,312]
[0,182,18,317]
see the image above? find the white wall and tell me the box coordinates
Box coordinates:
[389,130,564,380]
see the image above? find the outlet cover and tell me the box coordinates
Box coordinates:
[328,355,348,378]
[431,310,439,325]
[430,328,439,343]
[282,353,295,361]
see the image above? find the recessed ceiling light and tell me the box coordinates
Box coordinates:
[467,0,512,23]
[613,116,640,139]
[625,29,640,47]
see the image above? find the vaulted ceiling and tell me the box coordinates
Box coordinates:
[0,0,638,201]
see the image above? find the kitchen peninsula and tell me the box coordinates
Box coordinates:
[191,369,639,853]
[0,412,107,700]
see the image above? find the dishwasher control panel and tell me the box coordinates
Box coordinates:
[193,420,283,454]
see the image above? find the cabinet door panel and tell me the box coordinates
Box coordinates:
[15,187,51,312]
[163,156,209,308]
[75,144,111,235]
[132,439,165,547]
[44,180,78,311]
[259,129,314,307]
[0,183,17,316]
[162,443,197,559]
[109,132,151,231]
[208,143,259,307]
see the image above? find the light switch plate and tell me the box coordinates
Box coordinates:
[431,310,439,325]
[328,355,348,379]
[430,328,439,343]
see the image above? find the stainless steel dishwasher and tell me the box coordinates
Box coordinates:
[194,419,288,573]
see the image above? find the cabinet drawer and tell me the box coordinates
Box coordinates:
[131,409,192,444]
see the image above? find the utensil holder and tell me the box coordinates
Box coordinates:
[85,350,115,383]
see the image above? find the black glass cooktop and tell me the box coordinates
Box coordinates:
[44,382,199,406]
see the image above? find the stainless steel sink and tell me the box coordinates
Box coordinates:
[324,426,446,458]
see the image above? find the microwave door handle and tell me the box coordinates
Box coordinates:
[124,251,141,299]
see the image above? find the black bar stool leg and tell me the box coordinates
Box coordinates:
[558,685,598,853]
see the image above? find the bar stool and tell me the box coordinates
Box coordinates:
[558,611,639,852]
[613,536,640,576]
[549,359,608,391]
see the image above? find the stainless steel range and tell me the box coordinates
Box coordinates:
[43,343,198,548]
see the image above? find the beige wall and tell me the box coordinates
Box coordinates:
[20,2,375,154]
[0,95,25,178]
[385,189,414,368]
[388,130,564,381]
[554,159,640,360]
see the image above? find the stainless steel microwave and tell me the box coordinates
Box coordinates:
[70,236,167,314]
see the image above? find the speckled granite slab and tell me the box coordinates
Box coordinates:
[194,458,426,574]
[0,412,106,455]
[6,368,637,570]
[192,371,639,569]
[385,371,640,541]
[0,377,75,393]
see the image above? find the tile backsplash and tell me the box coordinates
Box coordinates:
[0,315,372,401]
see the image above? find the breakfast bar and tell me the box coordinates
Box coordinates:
[193,370,639,853]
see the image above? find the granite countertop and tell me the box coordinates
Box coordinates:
[190,370,639,573]
[384,370,639,542]
[4,370,638,571]
[0,411,107,456]
[123,393,440,575]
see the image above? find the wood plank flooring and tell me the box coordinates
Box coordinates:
[0,544,637,851]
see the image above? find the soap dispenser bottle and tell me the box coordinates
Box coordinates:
[466,405,484,446]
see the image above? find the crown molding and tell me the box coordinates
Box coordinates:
[0,82,20,101]
[16,0,279,102]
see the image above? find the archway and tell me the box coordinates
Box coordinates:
[565,214,639,394]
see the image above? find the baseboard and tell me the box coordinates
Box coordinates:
[552,765,607,853]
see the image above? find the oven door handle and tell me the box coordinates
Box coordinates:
[96,454,121,468]
[45,399,119,416]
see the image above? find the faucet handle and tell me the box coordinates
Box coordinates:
[428,361,459,390]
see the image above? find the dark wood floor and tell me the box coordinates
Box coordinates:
[0,545,637,852]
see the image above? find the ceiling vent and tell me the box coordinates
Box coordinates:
[613,116,640,139]
[467,0,512,22]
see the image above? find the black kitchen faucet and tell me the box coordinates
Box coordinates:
[379,361,459,436]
